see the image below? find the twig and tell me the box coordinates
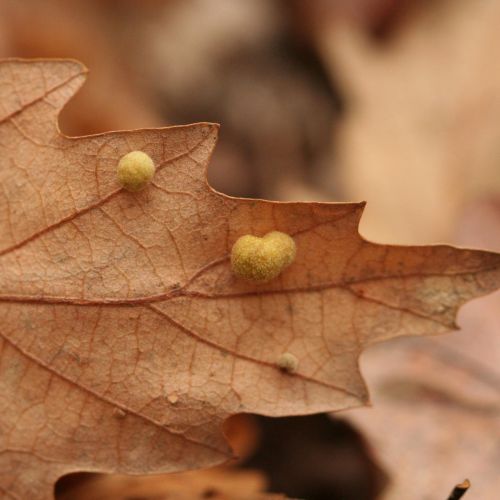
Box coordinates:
[447,479,470,500]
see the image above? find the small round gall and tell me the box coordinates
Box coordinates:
[277,352,299,373]
[113,408,127,419]
[231,231,296,282]
[167,392,179,404]
[117,151,155,191]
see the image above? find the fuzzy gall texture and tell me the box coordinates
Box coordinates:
[277,352,299,373]
[117,151,155,191]
[230,231,296,282]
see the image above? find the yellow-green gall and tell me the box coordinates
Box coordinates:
[117,151,155,191]
[277,352,299,373]
[231,231,296,282]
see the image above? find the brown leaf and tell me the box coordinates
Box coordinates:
[0,59,499,499]
[0,0,162,135]
[56,467,286,500]
[318,0,500,244]
[343,202,500,500]
[344,300,500,500]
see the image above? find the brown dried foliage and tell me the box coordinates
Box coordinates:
[0,59,499,499]
[318,0,500,244]
[57,468,285,500]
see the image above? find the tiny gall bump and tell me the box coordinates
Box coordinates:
[113,408,127,419]
[167,393,179,404]
[231,231,296,282]
[277,352,298,373]
[117,151,155,191]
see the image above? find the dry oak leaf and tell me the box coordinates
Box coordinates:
[57,467,287,500]
[0,59,499,500]
[318,0,500,245]
[344,202,500,500]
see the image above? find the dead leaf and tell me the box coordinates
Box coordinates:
[318,0,500,244]
[0,59,499,499]
[343,202,500,500]
[56,467,286,500]
[344,318,500,500]
[0,0,162,135]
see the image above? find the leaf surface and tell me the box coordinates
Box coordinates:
[344,201,500,500]
[0,59,499,499]
[57,467,286,500]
